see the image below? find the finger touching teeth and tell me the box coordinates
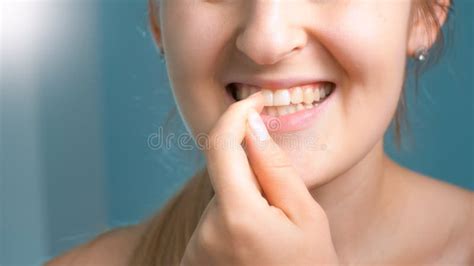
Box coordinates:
[229,82,335,116]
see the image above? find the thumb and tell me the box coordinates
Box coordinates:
[244,109,321,225]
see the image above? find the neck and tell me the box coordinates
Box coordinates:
[310,140,396,259]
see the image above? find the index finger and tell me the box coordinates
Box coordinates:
[204,92,267,212]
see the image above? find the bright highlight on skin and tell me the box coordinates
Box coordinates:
[248,109,270,141]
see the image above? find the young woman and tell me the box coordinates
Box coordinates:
[47,0,473,265]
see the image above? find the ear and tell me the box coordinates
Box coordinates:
[407,0,451,57]
[149,0,164,53]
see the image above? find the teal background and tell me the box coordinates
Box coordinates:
[1,0,472,265]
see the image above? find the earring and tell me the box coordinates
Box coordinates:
[414,47,429,62]
[159,47,165,63]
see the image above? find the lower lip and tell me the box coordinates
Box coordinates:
[260,90,335,133]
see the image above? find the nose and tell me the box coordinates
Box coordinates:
[236,0,307,65]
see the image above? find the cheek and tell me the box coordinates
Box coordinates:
[326,2,410,136]
[337,2,410,102]
[285,3,412,185]
[161,3,232,136]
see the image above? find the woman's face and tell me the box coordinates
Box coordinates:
[156,0,421,187]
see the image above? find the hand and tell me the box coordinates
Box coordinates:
[180,92,340,266]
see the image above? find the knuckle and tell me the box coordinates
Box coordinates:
[223,214,258,260]
[264,150,292,169]
[270,158,293,170]
[222,211,257,241]
[197,219,217,251]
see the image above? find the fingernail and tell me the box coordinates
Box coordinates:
[248,109,269,141]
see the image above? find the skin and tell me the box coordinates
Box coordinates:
[46,0,473,265]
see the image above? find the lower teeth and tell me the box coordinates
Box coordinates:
[262,101,322,116]
[227,83,334,116]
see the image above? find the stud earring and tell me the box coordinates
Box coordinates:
[159,47,165,63]
[414,47,429,62]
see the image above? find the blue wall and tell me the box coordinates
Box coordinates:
[1,0,472,265]
[385,1,473,190]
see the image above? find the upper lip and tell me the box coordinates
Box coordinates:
[225,76,334,90]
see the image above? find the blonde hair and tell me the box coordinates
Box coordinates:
[129,1,453,265]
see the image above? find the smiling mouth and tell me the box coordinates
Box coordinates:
[226,82,336,116]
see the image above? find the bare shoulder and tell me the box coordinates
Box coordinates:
[44,222,148,266]
[427,177,474,264]
[395,164,474,263]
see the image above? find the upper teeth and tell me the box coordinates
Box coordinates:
[235,83,334,107]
